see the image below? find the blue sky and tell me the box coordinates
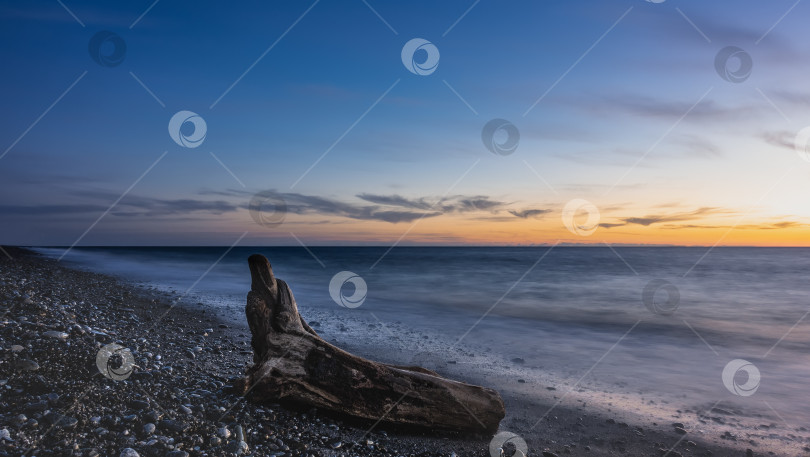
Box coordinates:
[1,0,809,246]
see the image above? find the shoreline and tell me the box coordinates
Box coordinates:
[0,247,773,456]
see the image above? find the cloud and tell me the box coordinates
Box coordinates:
[1,189,516,225]
[456,198,504,212]
[599,222,626,229]
[356,193,509,216]
[668,134,722,158]
[773,90,810,108]
[772,221,800,229]
[198,188,253,197]
[600,207,730,228]
[623,207,722,226]
[356,193,432,210]
[509,209,551,219]
[662,221,805,231]
[760,130,794,152]
[0,204,109,215]
[0,198,239,218]
[601,95,739,120]
[370,210,442,223]
[276,192,440,223]
[115,198,238,216]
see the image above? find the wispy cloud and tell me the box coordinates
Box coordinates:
[356,193,433,210]
[760,130,794,151]
[600,207,731,228]
[623,207,724,226]
[509,209,552,219]
[356,193,509,213]
[8,188,554,225]
[600,95,739,120]
[0,204,109,215]
[279,192,441,223]
[662,221,805,231]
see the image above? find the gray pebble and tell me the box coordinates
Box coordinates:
[225,440,249,455]
[42,331,69,340]
[120,449,140,457]
[130,400,150,410]
[15,359,39,371]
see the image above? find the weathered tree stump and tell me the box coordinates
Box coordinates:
[234,254,505,434]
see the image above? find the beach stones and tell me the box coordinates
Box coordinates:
[15,358,39,371]
[24,400,48,414]
[45,412,78,429]
[159,419,190,433]
[130,399,150,410]
[166,451,189,457]
[2,248,757,457]
[225,439,249,455]
[42,330,69,340]
[225,424,250,454]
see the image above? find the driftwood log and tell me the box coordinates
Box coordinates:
[234,254,505,434]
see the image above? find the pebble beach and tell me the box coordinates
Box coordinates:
[0,248,779,457]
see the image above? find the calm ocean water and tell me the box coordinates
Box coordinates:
[33,246,810,437]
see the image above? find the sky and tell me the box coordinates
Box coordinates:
[1,0,810,246]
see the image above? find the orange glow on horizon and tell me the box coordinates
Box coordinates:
[246,212,810,247]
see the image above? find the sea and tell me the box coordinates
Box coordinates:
[32,246,810,449]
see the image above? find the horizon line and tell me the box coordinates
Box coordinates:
[16,244,810,249]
